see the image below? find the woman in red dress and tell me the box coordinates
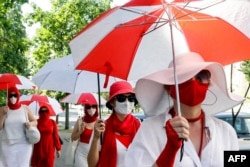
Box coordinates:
[31,105,62,167]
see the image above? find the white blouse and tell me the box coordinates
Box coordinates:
[125,112,239,167]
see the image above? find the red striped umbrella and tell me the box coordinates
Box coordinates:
[20,94,64,116]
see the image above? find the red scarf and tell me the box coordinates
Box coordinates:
[83,109,98,123]
[7,87,21,110]
[98,113,140,167]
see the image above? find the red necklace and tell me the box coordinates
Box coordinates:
[187,111,205,158]
[186,112,204,122]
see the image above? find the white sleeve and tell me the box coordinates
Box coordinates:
[125,114,167,167]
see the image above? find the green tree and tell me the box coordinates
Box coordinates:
[0,0,30,105]
[24,0,111,129]
[24,0,110,75]
[228,61,250,129]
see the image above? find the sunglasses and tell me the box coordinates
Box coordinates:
[115,94,136,103]
[194,70,211,84]
[85,105,97,109]
[9,94,18,98]
[39,109,48,113]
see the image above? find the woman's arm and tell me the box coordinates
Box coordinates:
[26,106,37,126]
[88,120,105,167]
[51,119,62,158]
[71,117,84,141]
[0,106,8,129]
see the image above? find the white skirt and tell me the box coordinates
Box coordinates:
[74,142,90,167]
[0,139,32,167]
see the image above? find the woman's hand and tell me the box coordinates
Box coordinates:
[79,121,86,133]
[93,119,105,139]
[56,150,61,158]
[169,116,189,141]
[25,122,31,129]
[0,106,8,116]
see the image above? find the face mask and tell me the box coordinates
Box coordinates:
[10,97,17,104]
[87,108,96,116]
[114,101,134,115]
[170,79,209,106]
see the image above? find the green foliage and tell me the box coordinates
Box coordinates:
[21,0,111,115]
[0,0,31,105]
[240,60,250,83]
[23,0,110,75]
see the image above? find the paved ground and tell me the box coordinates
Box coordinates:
[55,130,74,167]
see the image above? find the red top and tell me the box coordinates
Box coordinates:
[80,128,93,144]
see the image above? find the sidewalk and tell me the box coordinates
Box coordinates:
[55,130,73,167]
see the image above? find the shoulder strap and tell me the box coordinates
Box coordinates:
[78,116,82,131]
[23,105,29,122]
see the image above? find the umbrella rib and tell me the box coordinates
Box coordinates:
[118,1,221,36]
[72,71,82,94]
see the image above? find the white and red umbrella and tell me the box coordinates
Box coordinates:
[32,55,124,93]
[69,0,250,82]
[0,73,36,90]
[20,94,64,116]
[69,0,250,116]
[60,92,106,105]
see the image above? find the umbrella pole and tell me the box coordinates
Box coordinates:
[97,73,102,119]
[97,73,103,145]
[168,6,184,162]
[168,8,181,117]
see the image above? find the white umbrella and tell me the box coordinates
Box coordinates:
[60,92,106,105]
[32,55,132,93]
[20,94,64,116]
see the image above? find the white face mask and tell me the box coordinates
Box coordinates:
[114,101,135,115]
[87,108,96,116]
[10,97,17,104]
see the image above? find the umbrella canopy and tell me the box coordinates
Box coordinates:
[0,73,36,90]
[20,94,64,116]
[32,55,130,93]
[69,0,250,81]
[60,92,107,105]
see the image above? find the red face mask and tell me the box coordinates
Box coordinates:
[170,79,209,106]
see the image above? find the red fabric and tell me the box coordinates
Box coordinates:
[98,113,140,167]
[83,108,98,123]
[31,115,61,167]
[170,80,209,106]
[156,120,182,167]
[80,128,93,144]
[7,86,21,110]
[116,134,131,148]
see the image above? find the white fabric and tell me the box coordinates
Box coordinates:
[0,140,32,167]
[116,139,127,167]
[125,112,239,167]
[74,142,89,167]
[74,130,94,167]
[0,106,32,167]
[2,106,27,144]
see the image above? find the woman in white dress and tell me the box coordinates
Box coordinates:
[71,95,99,167]
[125,52,243,167]
[0,86,37,167]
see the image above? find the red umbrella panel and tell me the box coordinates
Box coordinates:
[0,73,36,90]
[20,95,64,116]
[69,0,250,81]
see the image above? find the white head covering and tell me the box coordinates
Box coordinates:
[135,52,244,116]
